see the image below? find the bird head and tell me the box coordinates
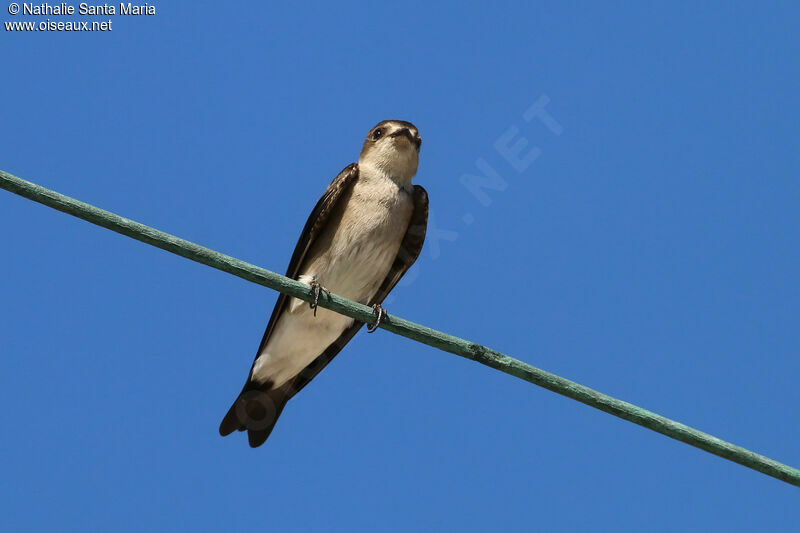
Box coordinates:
[359,120,421,185]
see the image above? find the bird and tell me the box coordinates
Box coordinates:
[219,120,429,447]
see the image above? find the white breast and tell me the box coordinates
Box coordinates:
[251,175,414,388]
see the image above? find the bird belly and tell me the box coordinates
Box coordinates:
[251,219,407,389]
[250,307,354,389]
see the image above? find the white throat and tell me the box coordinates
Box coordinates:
[358,159,414,190]
[358,148,418,189]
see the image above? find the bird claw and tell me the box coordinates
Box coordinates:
[367,304,386,333]
[308,279,330,317]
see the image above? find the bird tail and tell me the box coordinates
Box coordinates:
[219,382,290,448]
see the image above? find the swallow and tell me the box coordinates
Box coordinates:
[219,120,428,447]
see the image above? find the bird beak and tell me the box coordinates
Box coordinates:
[390,127,414,142]
[390,127,420,150]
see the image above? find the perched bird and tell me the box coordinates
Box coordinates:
[219,120,428,447]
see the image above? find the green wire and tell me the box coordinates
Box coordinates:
[2,169,798,488]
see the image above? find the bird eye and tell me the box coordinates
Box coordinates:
[372,129,383,140]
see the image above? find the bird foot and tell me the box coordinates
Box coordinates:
[308,278,330,317]
[367,304,387,333]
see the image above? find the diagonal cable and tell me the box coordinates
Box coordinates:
[1,169,798,488]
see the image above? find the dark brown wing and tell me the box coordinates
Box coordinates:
[369,185,429,306]
[256,163,360,355]
[286,184,429,398]
[219,163,359,444]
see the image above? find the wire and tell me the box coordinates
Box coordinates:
[1,169,798,488]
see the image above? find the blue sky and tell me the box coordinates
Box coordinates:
[2,2,798,531]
